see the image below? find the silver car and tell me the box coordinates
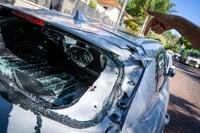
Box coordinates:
[0,3,175,133]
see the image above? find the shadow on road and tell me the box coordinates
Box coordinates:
[170,94,200,117]
[165,94,200,133]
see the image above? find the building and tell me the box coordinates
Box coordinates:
[97,0,121,23]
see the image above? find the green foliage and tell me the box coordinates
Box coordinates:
[164,43,179,52]
[89,0,97,9]
[126,0,176,25]
[126,0,147,24]
[192,49,200,54]
[147,31,167,45]
[145,27,180,52]
[180,49,200,58]
[125,0,177,48]
[146,31,178,52]
[123,19,140,33]
[181,49,190,57]
[167,2,177,13]
[178,36,192,49]
[162,31,179,52]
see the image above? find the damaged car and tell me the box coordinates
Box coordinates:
[0,3,175,133]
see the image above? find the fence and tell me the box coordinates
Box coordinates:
[24,0,116,26]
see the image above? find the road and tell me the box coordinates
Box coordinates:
[165,60,200,133]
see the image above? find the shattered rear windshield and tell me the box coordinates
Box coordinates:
[0,10,106,109]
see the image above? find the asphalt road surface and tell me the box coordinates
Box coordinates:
[165,60,200,133]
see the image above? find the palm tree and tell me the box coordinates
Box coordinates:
[125,0,176,35]
[167,2,177,14]
[140,0,176,35]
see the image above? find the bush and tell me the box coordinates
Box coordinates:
[123,19,140,33]
[89,0,97,9]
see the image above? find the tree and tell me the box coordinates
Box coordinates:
[167,2,177,14]
[123,19,140,33]
[163,31,179,45]
[89,0,97,9]
[178,36,192,49]
[126,0,149,24]
[163,31,179,51]
[125,0,176,34]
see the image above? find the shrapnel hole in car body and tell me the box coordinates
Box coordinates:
[0,7,107,109]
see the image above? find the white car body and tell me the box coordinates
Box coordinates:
[0,3,174,133]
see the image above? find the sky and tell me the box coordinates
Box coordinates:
[170,0,200,26]
[168,0,200,36]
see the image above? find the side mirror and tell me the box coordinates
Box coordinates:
[167,67,176,77]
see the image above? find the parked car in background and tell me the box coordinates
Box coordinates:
[166,50,174,56]
[173,52,181,61]
[0,3,175,133]
[184,52,200,68]
[180,49,200,68]
[166,51,176,76]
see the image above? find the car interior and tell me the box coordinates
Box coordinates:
[0,7,107,109]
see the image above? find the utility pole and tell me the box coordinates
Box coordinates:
[116,0,128,28]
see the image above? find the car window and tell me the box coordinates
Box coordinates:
[156,51,166,91]
[0,16,108,109]
[188,52,200,58]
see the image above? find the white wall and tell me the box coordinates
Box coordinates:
[104,6,120,22]
[96,4,120,23]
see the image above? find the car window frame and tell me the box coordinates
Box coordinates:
[155,50,167,92]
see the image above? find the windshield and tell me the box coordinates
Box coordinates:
[188,52,200,58]
[0,11,108,109]
[0,5,123,128]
